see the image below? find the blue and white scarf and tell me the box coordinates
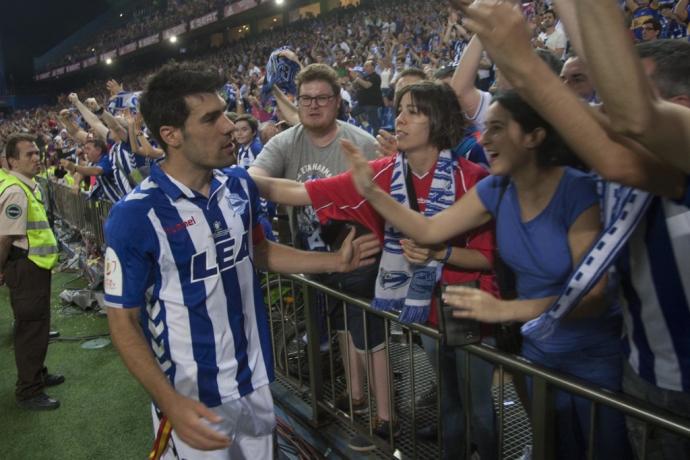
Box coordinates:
[373,150,456,324]
[521,182,653,340]
[107,91,141,115]
[262,46,301,99]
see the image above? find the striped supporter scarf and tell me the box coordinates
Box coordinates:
[521,182,653,340]
[372,150,456,324]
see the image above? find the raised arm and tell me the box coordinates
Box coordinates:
[449,35,485,119]
[68,93,109,142]
[342,139,492,245]
[458,0,686,198]
[57,109,89,144]
[271,86,300,126]
[552,0,585,59]
[576,0,690,173]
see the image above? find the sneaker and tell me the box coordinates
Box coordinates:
[348,433,376,452]
[414,383,437,409]
[17,393,60,411]
[373,417,401,441]
[44,373,65,387]
[335,392,369,415]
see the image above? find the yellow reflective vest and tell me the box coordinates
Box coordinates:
[0,173,59,270]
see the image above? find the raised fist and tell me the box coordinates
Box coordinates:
[84,98,100,112]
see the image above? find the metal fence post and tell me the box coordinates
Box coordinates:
[302,283,323,426]
[531,375,555,460]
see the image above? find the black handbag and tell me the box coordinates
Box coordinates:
[493,178,523,354]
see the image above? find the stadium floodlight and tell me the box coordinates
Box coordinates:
[276,0,284,5]
[105,58,113,65]
[170,35,178,43]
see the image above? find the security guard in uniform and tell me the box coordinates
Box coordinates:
[0,133,64,410]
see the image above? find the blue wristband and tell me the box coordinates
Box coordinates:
[440,244,452,264]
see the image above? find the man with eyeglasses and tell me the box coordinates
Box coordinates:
[249,64,396,451]
[641,18,662,41]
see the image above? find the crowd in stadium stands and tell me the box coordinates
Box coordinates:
[42,0,226,70]
[2,0,690,458]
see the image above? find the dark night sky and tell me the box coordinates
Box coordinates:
[1,0,111,91]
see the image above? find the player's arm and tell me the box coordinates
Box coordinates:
[107,307,230,450]
[253,228,380,274]
[576,0,690,174]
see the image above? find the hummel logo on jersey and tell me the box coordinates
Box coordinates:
[164,216,197,234]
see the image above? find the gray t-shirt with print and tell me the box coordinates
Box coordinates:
[252,120,377,250]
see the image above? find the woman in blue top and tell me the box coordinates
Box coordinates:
[342,90,628,460]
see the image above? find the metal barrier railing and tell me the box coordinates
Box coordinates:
[48,188,690,459]
[263,272,690,460]
[41,178,113,251]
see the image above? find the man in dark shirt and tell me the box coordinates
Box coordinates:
[350,61,384,135]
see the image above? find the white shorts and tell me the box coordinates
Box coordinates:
[152,385,274,460]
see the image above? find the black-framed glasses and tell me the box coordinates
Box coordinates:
[297,94,336,107]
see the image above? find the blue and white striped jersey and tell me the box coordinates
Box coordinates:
[609,180,690,392]
[237,136,263,170]
[103,164,273,407]
[89,153,130,204]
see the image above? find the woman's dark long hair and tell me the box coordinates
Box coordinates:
[492,90,585,169]
[394,81,468,151]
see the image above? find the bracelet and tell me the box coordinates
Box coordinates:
[440,244,452,264]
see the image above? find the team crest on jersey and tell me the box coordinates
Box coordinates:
[228,193,248,215]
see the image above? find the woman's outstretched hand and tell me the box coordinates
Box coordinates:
[341,139,377,198]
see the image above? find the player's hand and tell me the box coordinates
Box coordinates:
[163,394,231,451]
[443,285,505,322]
[337,229,380,272]
[401,239,446,265]
[68,93,79,104]
[341,139,377,197]
[375,129,398,158]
